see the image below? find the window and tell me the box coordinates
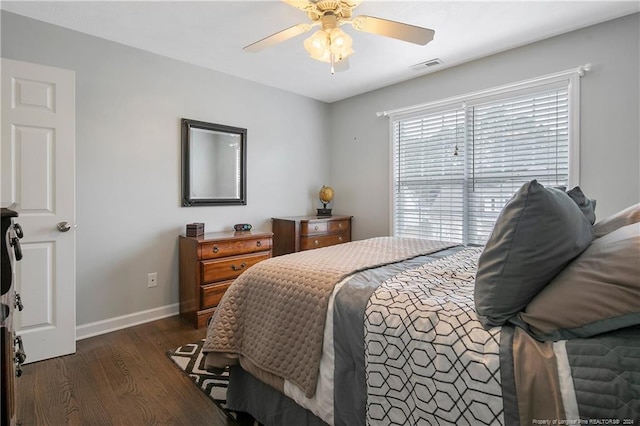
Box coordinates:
[390,70,582,245]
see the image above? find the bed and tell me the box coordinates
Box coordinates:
[203,181,640,426]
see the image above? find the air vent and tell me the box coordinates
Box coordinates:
[410,58,443,71]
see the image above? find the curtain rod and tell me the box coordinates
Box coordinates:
[376,63,591,118]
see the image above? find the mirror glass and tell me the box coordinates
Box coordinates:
[182,119,247,206]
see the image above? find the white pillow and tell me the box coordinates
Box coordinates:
[593,203,640,238]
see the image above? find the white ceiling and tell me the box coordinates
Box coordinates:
[2,1,639,103]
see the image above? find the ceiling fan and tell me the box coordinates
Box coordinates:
[244,0,435,74]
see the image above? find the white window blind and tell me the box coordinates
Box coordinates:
[392,81,573,245]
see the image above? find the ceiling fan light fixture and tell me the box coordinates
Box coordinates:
[330,27,353,53]
[304,27,354,64]
[304,30,329,60]
[246,0,434,75]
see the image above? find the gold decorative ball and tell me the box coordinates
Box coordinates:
[319,186,334,204]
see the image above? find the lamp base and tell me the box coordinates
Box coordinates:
[317,208,332,216]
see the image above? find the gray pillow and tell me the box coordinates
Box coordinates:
[474,180,594,328]
[566,186,596,224]
[519,223,640,340]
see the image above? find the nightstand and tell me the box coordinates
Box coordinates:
[271,215,352,256]
[179,230,273,328]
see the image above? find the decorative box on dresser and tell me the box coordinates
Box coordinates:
[179,230,273,328]
[271,215,352,256]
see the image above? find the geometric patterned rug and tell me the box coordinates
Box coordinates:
[166,339,236,421]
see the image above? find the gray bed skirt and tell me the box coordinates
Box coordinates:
[227,365,329,426]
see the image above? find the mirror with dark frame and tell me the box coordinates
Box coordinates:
[181,118,247,206]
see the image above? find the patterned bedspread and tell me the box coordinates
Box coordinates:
[364,247,505,425]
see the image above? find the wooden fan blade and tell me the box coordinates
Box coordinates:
[243,23,312,53]
[351,15,434,45]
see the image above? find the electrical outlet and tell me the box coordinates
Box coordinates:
[147,272,158,288]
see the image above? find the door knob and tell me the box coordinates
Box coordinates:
[57,221,72,232]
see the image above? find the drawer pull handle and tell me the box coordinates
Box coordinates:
[339,237,343,242]
[338,223,343,228]
[314,225,319,231]
[213,246,219,254]
[231,262,247,271]
[15,293,23,312]
[14,336,26,366]
[314,240,319,246]
[256,241,262,247]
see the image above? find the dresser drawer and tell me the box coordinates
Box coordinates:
[328,219,350,233]
[201,280,233,309]
[200,237,272,260]
[301,221,328,235]
[201,252,271,283]
[300,233,349,251]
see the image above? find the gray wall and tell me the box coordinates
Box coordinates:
[1,11,330,326]
[328,13,640,240]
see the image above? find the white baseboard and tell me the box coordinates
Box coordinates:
[76,303,180,341]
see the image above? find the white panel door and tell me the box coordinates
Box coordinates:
[1,58,76,363]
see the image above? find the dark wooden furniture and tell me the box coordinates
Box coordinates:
[271,215,352,256]
[179,230,273,328]
[0,290,16,426]
[2,208,25,426]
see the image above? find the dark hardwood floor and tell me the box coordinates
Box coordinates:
[16,315,237,426]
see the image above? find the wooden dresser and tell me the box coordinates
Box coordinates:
[179,230,273,328]
[271,215,352,256]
